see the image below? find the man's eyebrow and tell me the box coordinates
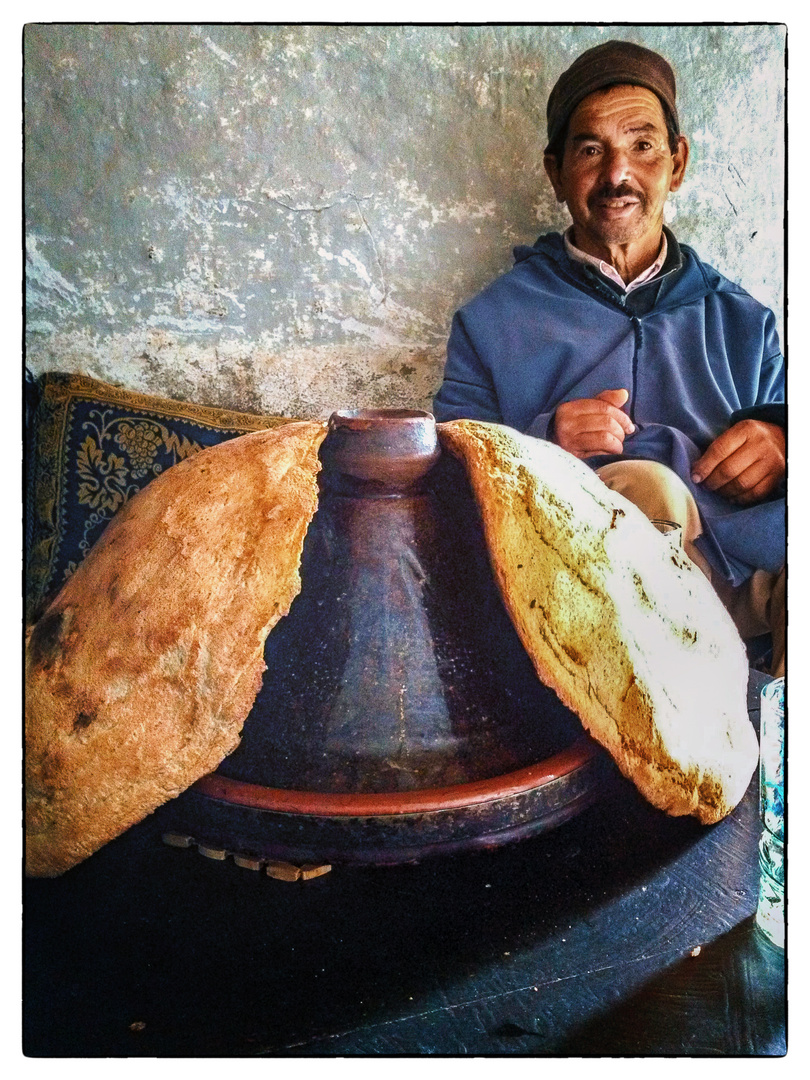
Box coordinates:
[568,132,600,144]
[569,122,660,143]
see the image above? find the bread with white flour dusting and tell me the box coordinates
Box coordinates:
[438,418,757,825]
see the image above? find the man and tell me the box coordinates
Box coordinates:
[433,40,785,675]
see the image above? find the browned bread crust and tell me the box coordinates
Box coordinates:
[439,420,757,825]
[25,421,328,876]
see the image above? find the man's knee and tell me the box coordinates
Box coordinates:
[714,566,785,677]
[596,459,710,578]
[599,462,785,675]
[596,460,691,515]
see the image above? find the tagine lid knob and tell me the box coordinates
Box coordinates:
[323,408,440,488]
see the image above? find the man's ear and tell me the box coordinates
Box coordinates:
[543,154,567,203]
[669,135,689,192]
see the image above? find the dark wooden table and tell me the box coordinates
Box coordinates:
[23,673,785,1056]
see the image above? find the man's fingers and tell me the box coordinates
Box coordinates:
[697,443,760,492]
[607,406,635,436]
[570,398,635,434]
[562,418,627,456]
[554,418,629,457]
[596,387,630,409]
[553,391,634,456]
[710,462,767,497]
[711,456,781,500]
[692,421,785,507]
[560,412,630,442]
[569,432,627,458]
[691,423,756,483]
[732,474,781,504]
[595,389,634,432]
[691,426,746,484]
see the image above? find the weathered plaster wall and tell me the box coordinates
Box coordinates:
[24,24,785,419]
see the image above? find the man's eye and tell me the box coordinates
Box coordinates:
[636,141,653,151]
[580,145,600,157]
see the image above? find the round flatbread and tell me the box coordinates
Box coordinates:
[438,419,758,825]
[25,421,328,876]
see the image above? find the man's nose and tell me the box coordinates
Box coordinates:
[599,148,632,186]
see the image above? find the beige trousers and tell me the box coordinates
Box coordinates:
[597,459,785,677]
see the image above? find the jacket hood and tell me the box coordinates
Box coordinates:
[510,228,749,313]
[513,231,566,265]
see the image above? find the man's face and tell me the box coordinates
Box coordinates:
[544,84,689,256]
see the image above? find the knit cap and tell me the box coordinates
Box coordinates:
[546,40,679,154]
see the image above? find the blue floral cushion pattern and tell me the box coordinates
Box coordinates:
[25,372,294,623]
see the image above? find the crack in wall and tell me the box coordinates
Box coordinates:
[264,191,373,214]
[351,195,389,308]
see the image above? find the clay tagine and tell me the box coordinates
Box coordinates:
[166,409,604,865]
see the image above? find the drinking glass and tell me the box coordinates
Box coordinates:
[756,676,785,948]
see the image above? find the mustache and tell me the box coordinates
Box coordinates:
[589,183,646,206]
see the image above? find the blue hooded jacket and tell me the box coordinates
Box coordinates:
[433,230,785,586]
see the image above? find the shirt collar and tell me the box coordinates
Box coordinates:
[563,227,668,293]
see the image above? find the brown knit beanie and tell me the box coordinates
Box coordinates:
[545,40,680,155]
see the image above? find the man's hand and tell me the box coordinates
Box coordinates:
[691,420,785,504]
[552,388,635,459]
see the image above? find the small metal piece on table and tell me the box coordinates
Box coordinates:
[198,845,228,861]
[266,861,302,882]
[162,833,194,849]
[233,854,264,871]
[301,863,332,880]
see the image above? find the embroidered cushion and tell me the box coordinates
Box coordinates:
[25,371,295,623]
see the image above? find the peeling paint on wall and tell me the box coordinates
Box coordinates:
[24,24,785,418]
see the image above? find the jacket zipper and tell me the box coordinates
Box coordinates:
[629,316,642,424]
[554,265,648,423]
